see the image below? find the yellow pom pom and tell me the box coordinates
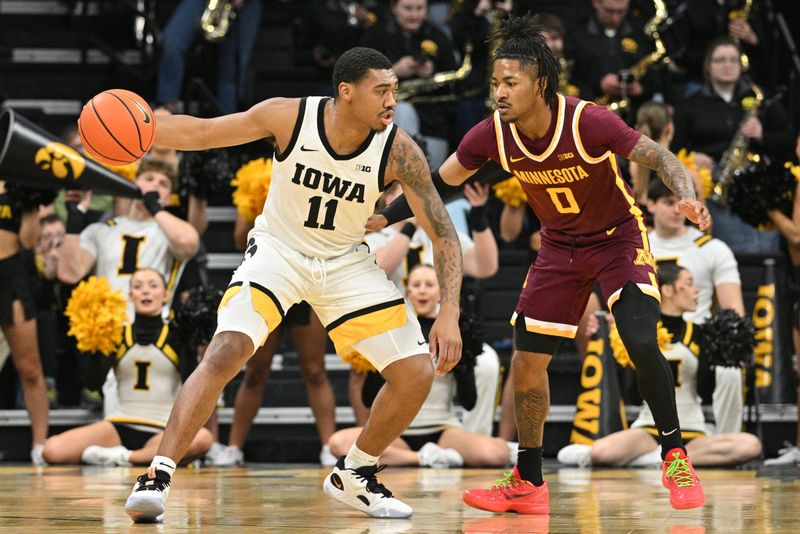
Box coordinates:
[493,177,527,207]
[65,276,128,356]
[786,162,800,182]
[231,158,272,223]
[340,349,376,374]
[88,154,139,182]
[699,167,714,200]
[609,321,673,369]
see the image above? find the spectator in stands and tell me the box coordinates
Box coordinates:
[41,268,212,466]
[566,0,654,109]
[558,263,761,468]
[449,0,513,142]
[361,181,500,435]
[204,212,338,467]
[0,181,50,464]
[671,36,795,253]
[305,0,381,96]
[661,0,766,94]
[328,264,513,467]
[647,180,744,322]
[157,0,263,114]
[763,135,800,466]
[361,0,457,169]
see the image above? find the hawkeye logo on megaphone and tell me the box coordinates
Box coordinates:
[34,142,86,181]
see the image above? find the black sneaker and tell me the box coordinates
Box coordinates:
[323,456,413,518]
[124,470,171,523]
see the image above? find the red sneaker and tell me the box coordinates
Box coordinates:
[661,448,705,510]
[462,467,549,514]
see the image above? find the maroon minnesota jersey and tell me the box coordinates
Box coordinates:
[457,94,643,236]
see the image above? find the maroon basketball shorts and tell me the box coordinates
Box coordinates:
[511,217,660,339]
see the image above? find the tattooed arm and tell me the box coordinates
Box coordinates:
[626,135,711,231]
[385,129,463,374]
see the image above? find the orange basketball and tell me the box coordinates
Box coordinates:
[77,89,155,166]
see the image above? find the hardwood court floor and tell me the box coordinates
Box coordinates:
[0,464,798,533]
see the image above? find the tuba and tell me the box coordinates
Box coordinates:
[712,81,764,204]
[396,43,473,103]
[597,0,669,112]
[201,0,234,42]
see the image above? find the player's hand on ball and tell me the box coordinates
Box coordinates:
[428,306,462,376]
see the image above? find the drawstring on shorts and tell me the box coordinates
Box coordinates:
[311,256,328,296]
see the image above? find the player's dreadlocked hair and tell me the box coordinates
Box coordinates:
[490,13,560,105]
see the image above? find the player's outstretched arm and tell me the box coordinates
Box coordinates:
[627,135,712,231]
[154,98,297,151]
[386,130,463,374]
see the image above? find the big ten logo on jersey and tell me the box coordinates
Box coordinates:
[355,164,371,172]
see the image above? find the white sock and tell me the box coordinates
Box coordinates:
[120,448,133,464]
[150,455,177,478]
[344,443,379,470]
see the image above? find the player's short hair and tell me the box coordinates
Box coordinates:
[491,13,560,104]
[657,262,686,288]
[332,47,393,97]
[137,158,177,188]
[647,180,675,202]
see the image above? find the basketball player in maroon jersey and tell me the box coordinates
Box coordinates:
[371,14,709,512]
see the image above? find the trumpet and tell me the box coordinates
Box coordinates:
[396,43,473,103]
[201,0,234,42]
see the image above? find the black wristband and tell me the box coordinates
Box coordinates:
[143,191,163,216]
[468,204,489,232]
[65,201,87,234]
[400,222,417,239]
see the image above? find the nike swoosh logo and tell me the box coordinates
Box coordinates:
[661,428,678,436]
[509,155,526,163]
[509,492,536,499]
[417,340,426,346]
[129,98,151,124]
[300,145,318,152]
[606,226,617,236]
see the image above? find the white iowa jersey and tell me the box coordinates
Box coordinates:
[81,216,184,315]
[633,321,706,433]
[253,96,397,259]
[106,323,181,429]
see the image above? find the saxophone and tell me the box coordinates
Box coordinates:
[712,81,764,204]
[597,0,669,112]
[729,0,754,70]
[201,0,234,42]
[396,43,473,103]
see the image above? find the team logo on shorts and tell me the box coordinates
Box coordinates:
[633,248,656,269]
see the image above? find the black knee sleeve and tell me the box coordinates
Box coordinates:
[513,314,563,355]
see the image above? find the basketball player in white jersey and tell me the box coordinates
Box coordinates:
[58,159,199,310]
[558,264,761,468]
[122,47,463,523]
[41,269,212,466]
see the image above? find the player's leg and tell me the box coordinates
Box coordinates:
[348,369,370,426]
[290,308,336,448]
[2,300,49,454]
[225,326,283,453]
[131,427,214,466]
[438,427,510,466]
[41,421,120,464]
[685,433,762,466]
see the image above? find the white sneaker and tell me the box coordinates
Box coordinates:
[31,442,46,466]
[81,445,132,466]
[125,469,171,523]
[557,444,592,467]
[764,442,800,466]
[323,457,413,518]
[628,446,662,467]
[203,441,226,465]
[320,444,337,467]
[417,442,463,468]
[506,441,519,466]
[206,445,244,467]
